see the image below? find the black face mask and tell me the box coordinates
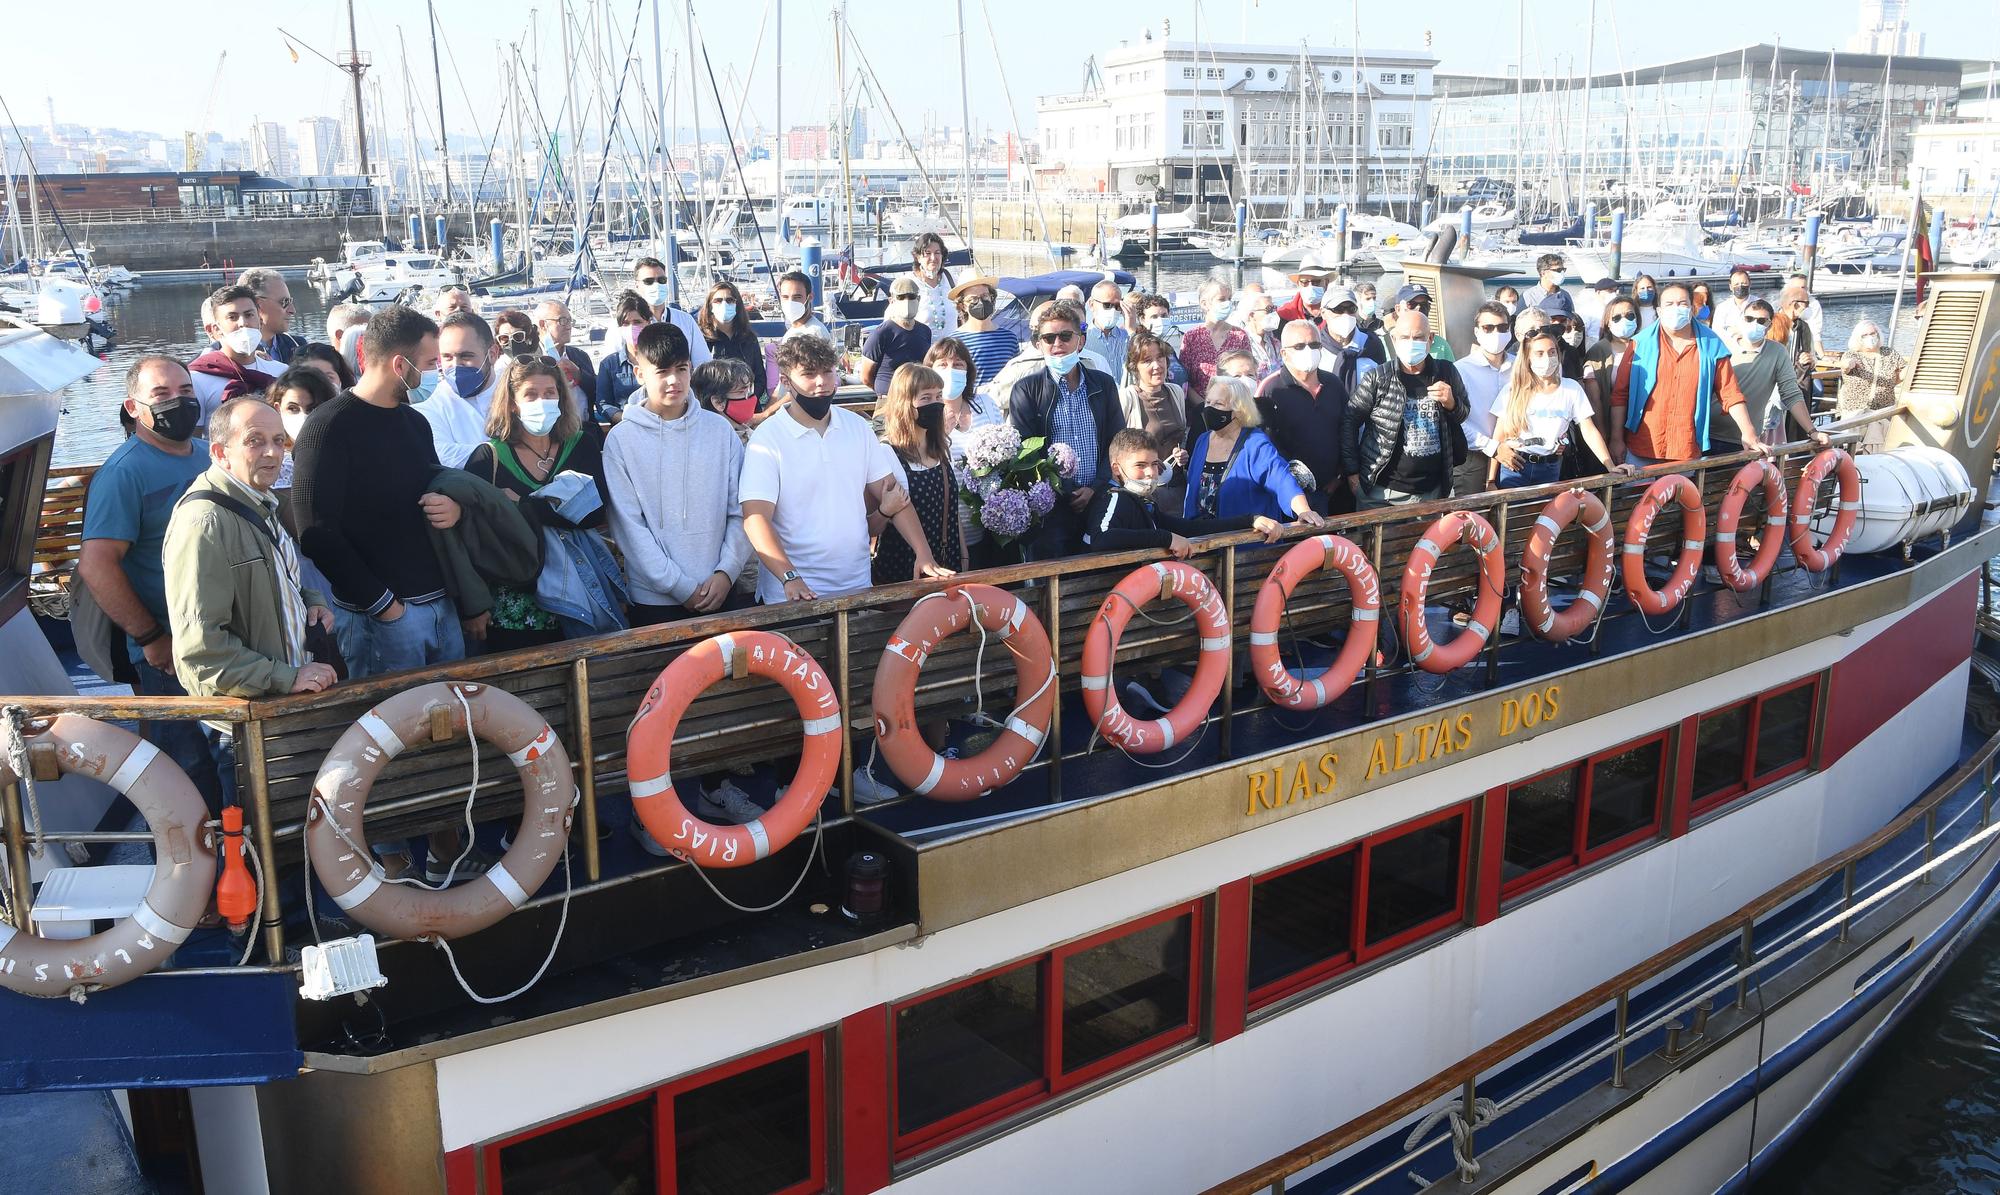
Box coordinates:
[1730,285,1750,299]
[147,397,201,442]
[915,403,944,431]
[1201,405,1233,432]
[793,391,833,421]
[964,296,995,321]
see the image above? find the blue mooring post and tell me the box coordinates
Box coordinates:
[801,240,824,314]
[664,231,681,308]
[1420,200,1434,230]
[1233,201,1247,290]
[489,219,505,274]
[1584,202,1597,247]
[435,215,448,255]
[1148,201,1160,293]
[1610,209,1627,280]
[1335,204,1349,270]
[407,214,422,250]
[1460,206,1475,260]
[1802,213,1822,287]
[1928,206,1948,272]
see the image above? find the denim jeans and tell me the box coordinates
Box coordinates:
[1357,480,1445,509]
[206,728,238,809]
[1497,455,1563,489]
[132,660,227,816]
[333,597,466,680]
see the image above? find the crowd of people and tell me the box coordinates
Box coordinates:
[75,250,1896,851]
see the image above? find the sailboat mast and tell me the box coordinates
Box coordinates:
[346,0,371,177]
[427,1,452,217]
[835,3,855,252]
[1349,0,1360,211]
[775,0,784,232]
[1514,0,1524,214]
[654,0,670,246]
[956,0,972,255]
[1578,0,1595,215]
[685,0,704,248]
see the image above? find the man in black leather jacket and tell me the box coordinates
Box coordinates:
[1342,310,1469,508]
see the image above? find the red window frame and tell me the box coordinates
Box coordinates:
[887,901,1205,1161]
[1690,677,1820,818]
[1499,731,1671,900]
[1247,803,1474,1010]
[481,1033,828,1195]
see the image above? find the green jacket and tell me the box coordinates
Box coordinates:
[162,466,325,698]
[422,467,543,620]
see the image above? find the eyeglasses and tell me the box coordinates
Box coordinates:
[1475,322,1510,333]
[1743,316,1770,326]
[1036,330,1081,346]
[271,296,295,311]
[1282,342,1317,352]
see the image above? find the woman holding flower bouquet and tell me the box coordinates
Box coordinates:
[872,363,967,583]
[1185,376,1328,528]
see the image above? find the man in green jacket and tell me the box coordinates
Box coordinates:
[165,397,337,807]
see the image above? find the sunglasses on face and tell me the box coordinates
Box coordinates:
[1036,330,1081,346]
[1476,322,1509,333]
[1743,316,1770,326]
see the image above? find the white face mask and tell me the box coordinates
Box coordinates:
[1475,329,1511,356]
[892,297,920,321]
[223,326,263,356]
[1396,337,1430,367]
[1327,313,1358,339]
[709,301,737,324]
[1122,473,1159,498]
[1142,316,1167,335]
[1562,330,1584,348]
[939,366,967,399]
[517,396,562,436]
[1859,333,1881,351]
[1283,345,1321,373]
[1091,305,1121,331]
[1530,354,1561,379]
[281,410,308,441]
[781,298,809,322]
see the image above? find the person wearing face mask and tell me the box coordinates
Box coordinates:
[1118,333,1192,514]
[870,363,967,580]
[944,275,1019,391]
[1530,253,1576,318]
[595,292,659,420]
[77,355,225,806]
[1234,285,1284,378]
[1609,282,1763,468]
[1723,299,1828,455]
[1712,267,1756,346]
[1488,328,1632,489]
[1769,283,1822,401]
[416,311,506,469]
[1631,275,1660,329]
[163,399,337,802]
[696,280,769,409]
[923,338,1004,567]
[1493,285,1524,319]
[859,276,935,396]
[1133,293,1192,386]
[1275,260,1335,334]
[1178,278,1250,396]
[1834,318,1904,450]
[1784,272,1825,344]
[1453,300,1516,497]
[628,256,713,370]
[1083,427,1287,558]
[1391,283,1457,362]
[1084,279,1130,385]
[236,267,305,364]
[465,358,619,651]
[1007,301,1127,559]
[768,270,827,345]
[292,305,470,680]
[1690,283,1715,328]
[898,231,959,335]
[1583,296,1641,468]
[1320,284,1385,379]
[1342,309,1469,507]
[1185,376,1326,529]
[189,284,289,422]
[534,299,596,412]
[1253,320,1351,516]
[1354,281,1385,339]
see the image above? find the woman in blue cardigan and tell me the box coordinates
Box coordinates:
[1184,376,1327,527]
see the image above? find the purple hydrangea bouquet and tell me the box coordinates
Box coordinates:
[955,423,1078,547]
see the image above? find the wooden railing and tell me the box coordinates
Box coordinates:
[1202,727,2000,1194]
[1,411,1902,964]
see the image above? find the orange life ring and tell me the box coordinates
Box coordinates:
[308,682,576,941]
[627,631,838,868]
[0,717,214,997]
[1081,561,1229,753]
[1520,489,1615,643]
[1789,448,1861,573]
[873,584,1055,801]
[1400,509,1504,674]
[1621,474,1707,617]
[1248,534,1380,709]
[1714,459,1788,592]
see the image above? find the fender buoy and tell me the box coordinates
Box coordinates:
[873,585,1055,801]
[308,683,575,941]
[1248,534,1380,709]
[1789,448,1861,572]
[0,717,214,997]
[628,631,837,867]
[1622,474,1707,617]
[1400,510,1504,673]
[1520,489,1615,643]
[1081,561,1229,753]
[1714,459,1788,592]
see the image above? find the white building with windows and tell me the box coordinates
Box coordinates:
[1908,121,2000,195]
[1034,33,1435,219]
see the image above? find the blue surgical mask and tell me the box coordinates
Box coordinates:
[1609,316,1637,338]
[447,364,490,398]
[1303,285,1325,305]
[939,366,967,399]
[710,301,738,324]
[517,397,562,435]
[1636,288,1656,303]
[1660,305,1693,332]
[1396,337,1430,367]
[1744,322,1769,345]
[644,281,671,307]
[1045,350,1083,377]
[402,361,440,403]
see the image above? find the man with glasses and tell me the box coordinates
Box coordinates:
[1454,299,1517,497]
[1530,253,1575,318]
[1390,283,1455,362]
[238,267,304,364]
[1319,283,1382,391]
[1008,301,1126,558]
[534,298,595,410]
[630,257,712,368]
[1084,279,1130,385]
[1718,298,1828,455]
[417,311,503,468]
[1256,320,1351,515]
[430,286,475,322]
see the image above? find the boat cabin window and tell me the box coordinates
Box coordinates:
[1247,847,1357,1003]
[1691,677,1820,816]
[1362,806,1470,953]
[893,959,1045,1154]
[483,1035,826,1194]
[1502,733,1669,898]
[1054,905,1200,1084]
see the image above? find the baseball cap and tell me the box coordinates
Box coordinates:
[1393,282,1431,308]
[1324,285,1358,311]
[889,277,922,298]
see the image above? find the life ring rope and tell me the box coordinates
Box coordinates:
[1080,561,1231,761]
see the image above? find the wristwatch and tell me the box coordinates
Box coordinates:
[780,569,801,584]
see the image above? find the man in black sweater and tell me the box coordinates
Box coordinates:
[1083,429,1284,556]
[293,305,470,677]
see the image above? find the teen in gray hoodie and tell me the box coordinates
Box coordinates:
[603,323,752,624]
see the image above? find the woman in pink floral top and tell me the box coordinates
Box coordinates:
[1177,279,1249,397]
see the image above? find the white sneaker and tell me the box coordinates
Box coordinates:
[843,768,901,807]
[695,779,767,825]
[627,817,671,857]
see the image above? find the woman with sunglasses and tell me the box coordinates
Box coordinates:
[1583,296,1641,464]
[1489,328,1630,489]
[696,280,769,412]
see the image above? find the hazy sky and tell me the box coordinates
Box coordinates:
[3,0,1995,146]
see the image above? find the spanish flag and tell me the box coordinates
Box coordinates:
[1915,198,1935,306]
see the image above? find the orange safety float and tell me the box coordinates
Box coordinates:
[1400,509,1505,674]
[627,631,838,868]
[1247,534,1380,709]
[1621,474,1707,617]
[1081,561,1230,753]
[0,717,214,998]
[1519,489,1616,643]
[308,682,576,941]
[1789,448,1862,573]
[872,584,1056,801]
[1713,458,1789,592]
